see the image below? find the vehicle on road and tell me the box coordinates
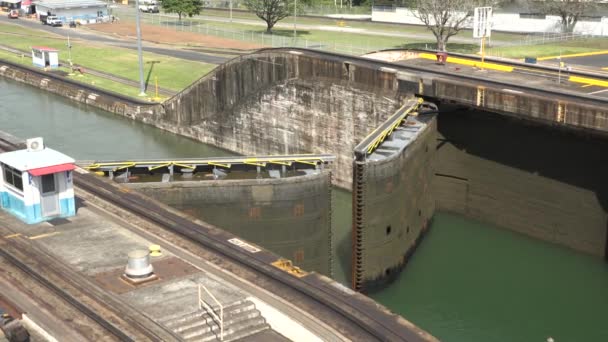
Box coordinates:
[138,0,159,13]
[40,14,63,27]
[8,9,18,19]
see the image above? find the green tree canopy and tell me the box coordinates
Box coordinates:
[158,0,202,21]
[245,0,292,33]
[412,0,484,51]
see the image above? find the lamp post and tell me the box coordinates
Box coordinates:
[67,32,72,66]
[293,0,297,40]
[230,0,233,23]
[135,0,146,96]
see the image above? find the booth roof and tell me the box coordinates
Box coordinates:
[31,46,58,52]
[34,0,108,9]
[0,148,75,172]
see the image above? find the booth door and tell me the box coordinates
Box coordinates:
[41,174,59,217]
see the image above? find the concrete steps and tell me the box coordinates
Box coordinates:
[160,299,270,342]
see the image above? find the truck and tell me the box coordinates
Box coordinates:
[138,0,159,13]
[40,13,63,26]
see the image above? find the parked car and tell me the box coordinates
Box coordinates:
[8,9,19,19]
[138,0,159,13]
[40,14,63,27]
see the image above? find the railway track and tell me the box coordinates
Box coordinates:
[73,165,423,341]
[0,139,181,342]
[0,135,429,341]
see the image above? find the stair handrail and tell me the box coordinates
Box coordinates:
[198,284,224,341]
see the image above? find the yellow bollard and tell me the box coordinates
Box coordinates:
[149,244,162,257]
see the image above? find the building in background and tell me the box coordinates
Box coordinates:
[0,0,21,11]
[33,0,109,24]
[0,138,76,224]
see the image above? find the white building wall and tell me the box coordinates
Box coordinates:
[22,172,37,207]
[31,50,44,67]
[372,7,608,36]
[48,52,58,67]
[0,167,5,194]
[57,171,73,201]
[36,4,107,22]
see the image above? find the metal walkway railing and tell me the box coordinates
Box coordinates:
[198,284,224,341]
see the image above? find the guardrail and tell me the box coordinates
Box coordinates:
[354,98,425,160]
[81,154,335,175]
[198,284,223,341]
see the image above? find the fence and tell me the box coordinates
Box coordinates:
[114,9,392,56]
[202,0,371,15]
[505,32,593,46]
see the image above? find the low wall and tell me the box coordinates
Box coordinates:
[0,60,161,121]
[352,114,437,291]
[126,171,333,276]
[429,78,608,134]
[433,107,608,257]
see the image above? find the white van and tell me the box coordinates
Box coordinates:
[139,0,159,13]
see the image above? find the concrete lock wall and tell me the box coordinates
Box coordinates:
[162,52,412,189]
[127,171,333,276]
[433,107,608,258]
[352,115,437,291]
[430,78,608,133]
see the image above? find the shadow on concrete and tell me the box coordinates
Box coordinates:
[437,106,608,258]
[75,196,87,214]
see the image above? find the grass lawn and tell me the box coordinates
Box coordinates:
[187,8,529,43]
[0,23,216,93]
[488,38,608,59]
[130,9,608,58]
[124,8,608,58]
[0,49,162,100]
[134,14,429,51]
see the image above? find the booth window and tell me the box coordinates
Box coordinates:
[34,50,42,59]
[1,163,23,192]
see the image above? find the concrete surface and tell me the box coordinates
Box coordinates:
[0,202,284,340]
[128,171,333,276]
[433,105,608,257]
[353,114,437,291]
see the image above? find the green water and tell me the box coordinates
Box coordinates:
[2,78,608,341]
[370,212,608,342]
[0,79,232,160]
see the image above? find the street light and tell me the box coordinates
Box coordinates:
[293,0,297,40]
[135,0,146,96]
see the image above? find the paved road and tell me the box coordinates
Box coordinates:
[542,53,608,69]
[0,16,229,64]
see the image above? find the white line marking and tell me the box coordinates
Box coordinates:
[228,238,260,253]
[502,88,523,94]
[588,88,608,95]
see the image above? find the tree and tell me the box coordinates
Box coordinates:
[537,0,597,33]
[159,0,202,21]
[412,0,482,51]
[245,0,292,33]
